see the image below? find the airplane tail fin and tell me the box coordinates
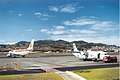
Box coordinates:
[27,39,34,51]
[73,43,80,52]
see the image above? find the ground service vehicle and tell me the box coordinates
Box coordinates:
[103,56,117,63]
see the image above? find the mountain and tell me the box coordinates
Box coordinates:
[0,40,118,52]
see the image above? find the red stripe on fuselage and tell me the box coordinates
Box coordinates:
[11,50,28,52]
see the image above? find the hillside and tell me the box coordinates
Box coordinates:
[0,40,118,52]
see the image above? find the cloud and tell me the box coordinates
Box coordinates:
[0,40,6,43]
[50,31,65,35]
[34,12,41,15]
[40,24,118,45]
[18,13,23,16]
[70,29,96,34]
[49,3,80,13]
[60,4,78,13]
[49,6,59,12]
[50,34,119,46]
[40,18,48,20]
[64,16,97,25]
[54,26,65,30]
[40,28,65,35]
[50,34,96,41]
[40,29,48,32]
[42,13,51,17]
[40,26,65,35]
[63,16,118,31]
[40,13,53,20]
[4,42,16,45]
[34,12,41,17]
[40,25,96,35]
[0,40,16,45]
[34,12,52,20]
[64,18,96,26]
[91,21,118,31]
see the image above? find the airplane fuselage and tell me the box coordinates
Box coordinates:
[7,50,31,57]
[72,51,109,60]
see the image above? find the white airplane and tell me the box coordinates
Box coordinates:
[72,43,109,61]
[7,39,34,58]
[72,43,87,60]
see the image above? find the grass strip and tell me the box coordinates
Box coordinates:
[72,67,119,80]
[0,72,64,80]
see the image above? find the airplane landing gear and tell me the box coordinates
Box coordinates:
[22,55,25,58]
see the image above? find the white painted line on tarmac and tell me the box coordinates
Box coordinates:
[66,71,86,80]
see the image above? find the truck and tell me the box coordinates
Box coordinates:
[103,56,117,63]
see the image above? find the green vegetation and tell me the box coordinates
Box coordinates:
[0,72,64,80]
[0,39,118,52]
[72,67,119,80]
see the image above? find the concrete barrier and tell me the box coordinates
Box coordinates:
[66,71,86,80]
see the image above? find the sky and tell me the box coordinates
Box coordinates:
[0,0,119,45]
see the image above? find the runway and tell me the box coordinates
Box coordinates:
[0,53,119,70]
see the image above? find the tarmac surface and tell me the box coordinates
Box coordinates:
[0,53,119,75]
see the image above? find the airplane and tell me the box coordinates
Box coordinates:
[73,43,80,52]
[7,39,34,58]
[72,43,109,61]
[72,43,88,60]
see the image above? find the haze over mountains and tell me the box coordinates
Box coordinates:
[0,40,118,52]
